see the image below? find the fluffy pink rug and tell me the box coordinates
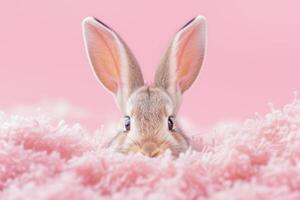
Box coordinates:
[1,96,300,200]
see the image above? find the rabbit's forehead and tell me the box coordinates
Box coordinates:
[127,86,173,117]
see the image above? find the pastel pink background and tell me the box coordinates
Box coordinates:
[0,0,299,129]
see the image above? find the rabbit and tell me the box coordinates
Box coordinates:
[82,16,206,157]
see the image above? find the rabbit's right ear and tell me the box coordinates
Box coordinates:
[82,17,144,110]
[155,16,206,106]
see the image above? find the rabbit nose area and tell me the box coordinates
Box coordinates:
[141,142,161,157]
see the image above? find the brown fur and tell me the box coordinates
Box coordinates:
[110,86,189,157]
[82,16,206,157]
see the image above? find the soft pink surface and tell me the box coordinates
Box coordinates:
[0,97,300,199]
[0,0,299,129]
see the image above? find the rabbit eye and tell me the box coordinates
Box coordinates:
[123,116,131,132]
[168,116,175,131]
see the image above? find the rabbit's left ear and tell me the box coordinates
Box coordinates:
[155,16,206,97]
[82,17,144,111]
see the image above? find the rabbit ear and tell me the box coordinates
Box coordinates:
[82,17,144,110]
[155,16,206,98]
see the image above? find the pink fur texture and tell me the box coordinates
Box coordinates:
[0,96,300,200]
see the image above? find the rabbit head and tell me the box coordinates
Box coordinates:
[82,16,206,157]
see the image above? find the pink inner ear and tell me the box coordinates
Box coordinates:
[175,23,205,92]
[86,23,122,93]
